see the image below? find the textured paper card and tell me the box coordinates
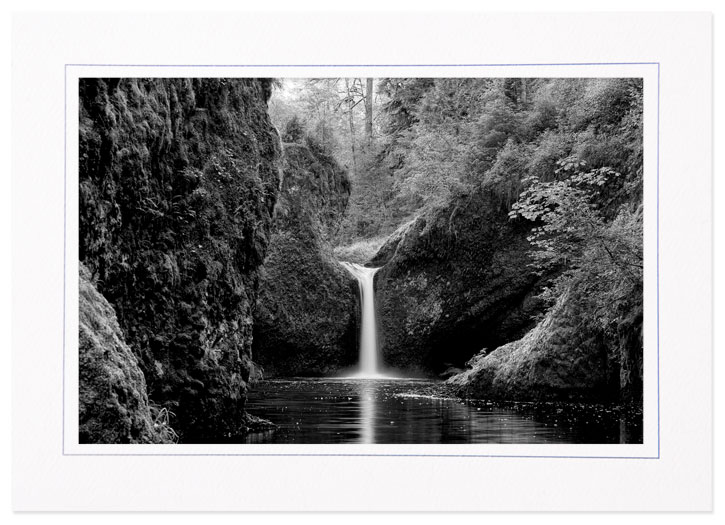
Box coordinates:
[12,11,712,511]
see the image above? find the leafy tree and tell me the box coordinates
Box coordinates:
[509,155,643,333]
[509,157,621,268]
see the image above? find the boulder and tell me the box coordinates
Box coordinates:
[448,283,642,403]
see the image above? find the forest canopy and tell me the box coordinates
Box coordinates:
[269,77,642,247]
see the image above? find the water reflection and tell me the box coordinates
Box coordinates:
[359,381,375,443]
[243,378,642,445]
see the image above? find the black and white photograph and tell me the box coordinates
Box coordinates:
[10,8,716,514]
[78,76,644,445]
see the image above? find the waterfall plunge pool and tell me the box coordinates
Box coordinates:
[244,378,642,444]
[241,261,641,445]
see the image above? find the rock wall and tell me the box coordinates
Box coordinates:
[448,282,643,403]
[374,186,548,374]
[79,264,172,444]
[79,78,281,442]
[253,141,359,377]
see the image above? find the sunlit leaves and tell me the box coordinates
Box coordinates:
[509,157,626,271]
[510,155,642,333]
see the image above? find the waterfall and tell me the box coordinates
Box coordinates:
[340,262,382,378]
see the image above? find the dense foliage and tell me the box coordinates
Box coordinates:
[270,78,642,245]
[510,157,642,319]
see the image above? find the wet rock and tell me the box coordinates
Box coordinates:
[448,285,638,402]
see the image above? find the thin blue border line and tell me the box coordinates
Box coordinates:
[66,62,658,67]
[61,453,658,459]
[64,62,660,459]
[656,62,661,459]
[62,65,67,455]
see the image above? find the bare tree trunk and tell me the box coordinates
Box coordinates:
[365,78,374,146]
[521,78,528,105]
[345,78,358,177]
[321,103,327,145]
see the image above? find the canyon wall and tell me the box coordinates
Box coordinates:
[79,78,281,442]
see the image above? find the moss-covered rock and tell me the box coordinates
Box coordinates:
[253,141,358,377]
[374,186,548,374]
[79,78,281,442]
[448,283,642,403]
[79,264,172,444]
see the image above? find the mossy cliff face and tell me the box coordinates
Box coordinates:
[375,182,643,402]
[374,186,547,374]
[79,78,281,442]
[253,141,358,377]
[448,282,643,403]
[79,264,171,444]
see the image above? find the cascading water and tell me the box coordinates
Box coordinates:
[340,262,383,378]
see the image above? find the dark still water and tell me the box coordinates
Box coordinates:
[244,378,642,444]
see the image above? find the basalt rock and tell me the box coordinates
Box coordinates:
[448,283,643,403]
[374,186,548,374]
[253,140,358,377]
[79,78,281,442]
